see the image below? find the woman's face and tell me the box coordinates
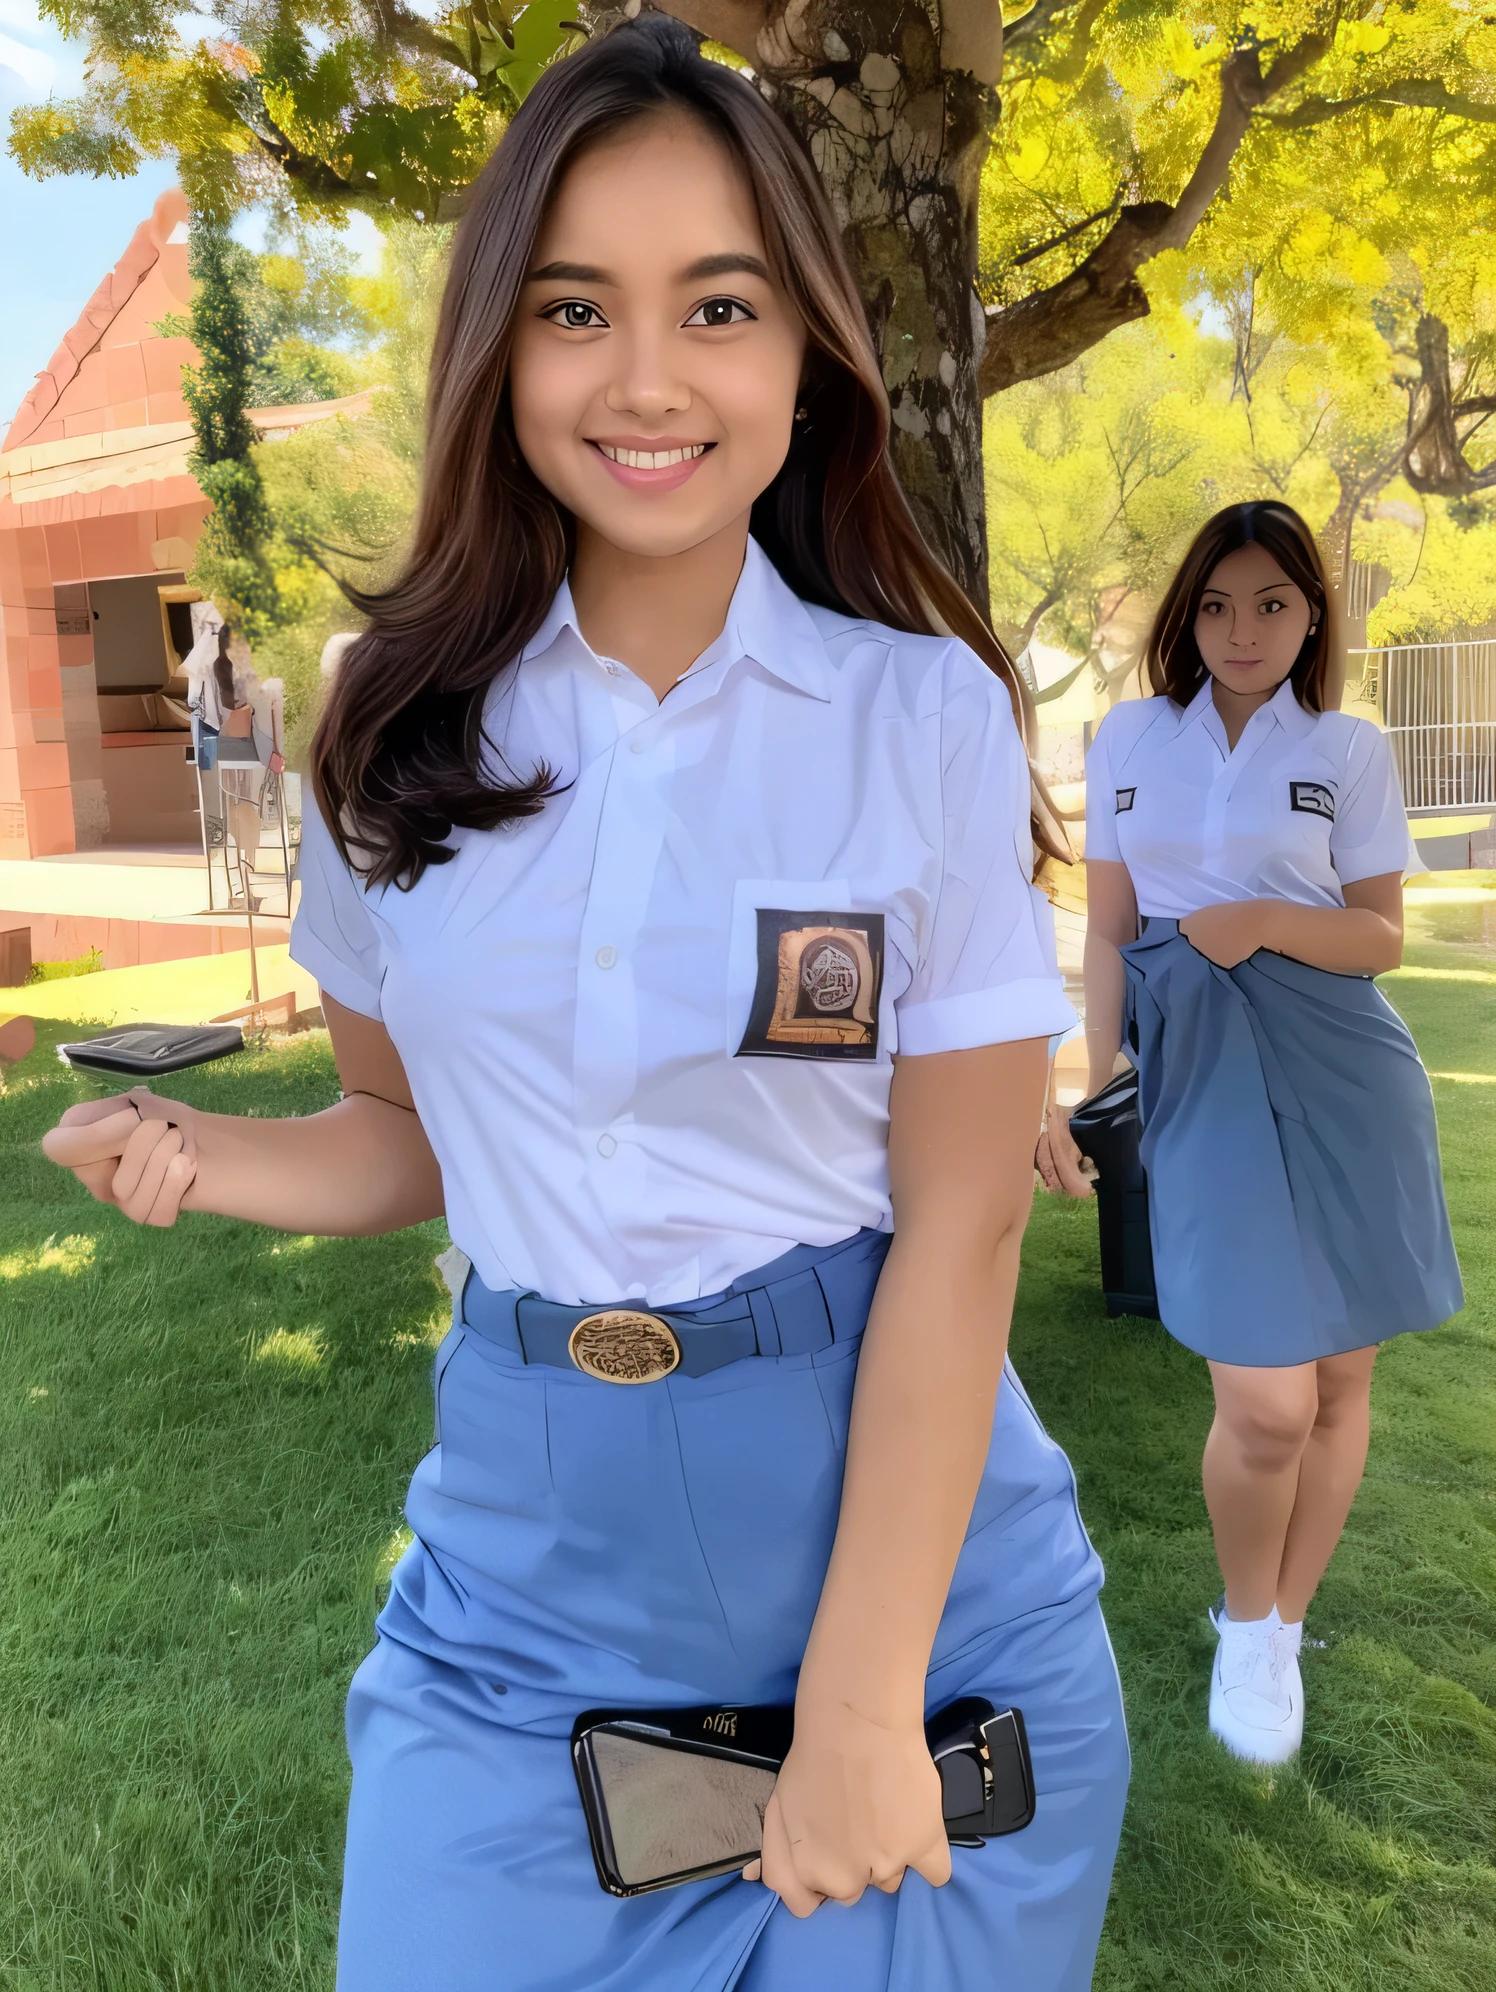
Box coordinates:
[1194,541,1315,699]
[509,114,806,561]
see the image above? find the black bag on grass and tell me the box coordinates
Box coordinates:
[1069,1069,1159,1320]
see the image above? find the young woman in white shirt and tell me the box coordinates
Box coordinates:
[1040,501,1461,1767]
[43,20,1129,1989]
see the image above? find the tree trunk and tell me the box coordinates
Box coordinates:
[767,13,999,606]
[590,1,1002,612]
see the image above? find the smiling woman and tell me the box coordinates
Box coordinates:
[506,118,805,680]
[41,16,1129,1992]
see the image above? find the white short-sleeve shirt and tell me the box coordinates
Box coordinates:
[292,539,1074,1306]
[1084,676,1417,918]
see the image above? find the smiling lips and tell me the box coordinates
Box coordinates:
[590,438,714,491]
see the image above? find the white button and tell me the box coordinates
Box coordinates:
[596,1133,617,1159]
[603,660,621,677]
[629,736,646,754]
[595,945,617,969]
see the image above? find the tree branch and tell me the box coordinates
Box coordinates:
[222,74,364,205]
[1405,314,1496,495]
[1263,77,1496,130]
[1011,191,1121,267]
[1002,0,1072,52]
[981,33,1328,396]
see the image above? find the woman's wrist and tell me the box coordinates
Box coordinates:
[1255,899,1287,954]
[794,1682,927,1738]
[794,1648,928,1732]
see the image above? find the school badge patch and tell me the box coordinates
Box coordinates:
[1290,780,1336,822]
[737,909,885,1061]
[1115,787,1136,813]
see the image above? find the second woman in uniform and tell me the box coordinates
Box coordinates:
[1042,501,1461,1765]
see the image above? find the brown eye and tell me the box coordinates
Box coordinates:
[684,296,754,328]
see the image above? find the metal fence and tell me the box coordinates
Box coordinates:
[1348,641,1496,816]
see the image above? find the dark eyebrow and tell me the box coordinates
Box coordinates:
[528,260,614,283]
[1255,582,1296,593]
[680,252,772,282]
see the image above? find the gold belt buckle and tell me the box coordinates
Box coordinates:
[568,1309,682,1385]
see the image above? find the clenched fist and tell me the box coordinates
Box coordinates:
[41,1090,198,1227]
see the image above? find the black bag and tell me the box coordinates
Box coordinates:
[571,1696,1035,1897]
[1069,1068,1159,1319]
[59,1024,244,1076]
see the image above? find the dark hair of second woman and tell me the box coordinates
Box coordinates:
[311,14,1062,888]
[1144,501,1336,714]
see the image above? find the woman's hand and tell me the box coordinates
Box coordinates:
[743,1701,950,1915]
[1035,1111,1097,1198]
[1179,900,1273,968]
[41,1091,197,1226]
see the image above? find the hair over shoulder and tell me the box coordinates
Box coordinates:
[310,12,1063,888]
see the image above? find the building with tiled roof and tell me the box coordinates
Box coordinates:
[0,187,367,861]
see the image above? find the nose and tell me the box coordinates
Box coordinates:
[604,324,691,422]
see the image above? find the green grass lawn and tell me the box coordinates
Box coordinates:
[0,937,1491,1989]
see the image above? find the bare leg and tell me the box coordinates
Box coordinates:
[1275,1344,1378,1624]
[1203,1361,1319,1622]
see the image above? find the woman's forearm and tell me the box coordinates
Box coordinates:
[181,1092,445,1234]
[1262,901,1402,976]
[1083,928,1127,1096]
[794,1217,1022,1725]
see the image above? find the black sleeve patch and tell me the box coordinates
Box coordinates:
[1115,787,1136,813]
[736,910,885,1061]
[1290,781,1336,822]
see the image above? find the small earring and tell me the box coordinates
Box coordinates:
[794,404,809,424]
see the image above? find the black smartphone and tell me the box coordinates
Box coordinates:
[571,1696,1034,1898]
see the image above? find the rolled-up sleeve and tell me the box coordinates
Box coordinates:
[1332,722,1420,883]
[894,656,1078,1056]
[290,795,386,1019]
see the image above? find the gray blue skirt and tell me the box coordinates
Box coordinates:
[334,1230,1130,1990]
[1123,921,1462,1366]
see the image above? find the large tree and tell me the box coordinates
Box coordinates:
[13,1,1495,605]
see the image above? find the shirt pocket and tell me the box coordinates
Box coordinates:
[724,879,915,1062]
[726,878,851,1054]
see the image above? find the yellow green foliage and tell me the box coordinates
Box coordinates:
[10,1,581,223]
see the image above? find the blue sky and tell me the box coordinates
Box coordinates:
[0,2,381,432]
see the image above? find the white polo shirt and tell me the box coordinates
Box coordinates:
[292,538,1075,1306]
[1084,676,1416,918]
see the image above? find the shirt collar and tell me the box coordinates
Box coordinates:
[1265,673,1317,738]
[518,538,832,701]
[1178,672,1316,740]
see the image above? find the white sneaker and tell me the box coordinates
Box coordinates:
[1208,1600,1304,1764]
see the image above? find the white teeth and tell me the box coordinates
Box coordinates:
[597,443,708,469]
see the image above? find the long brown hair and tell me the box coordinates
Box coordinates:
[1145,501,1336,712]
[312,13,1061,887]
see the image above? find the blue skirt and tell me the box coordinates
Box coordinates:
[335,1234,1130,1990]
[1123,922,1463,1366]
